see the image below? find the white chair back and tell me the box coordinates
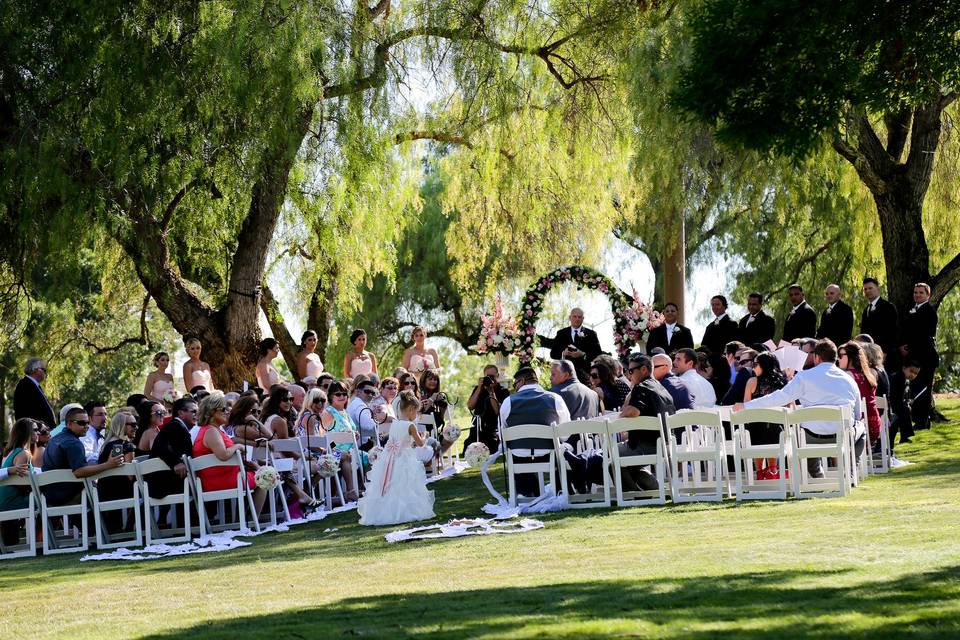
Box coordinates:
[728,407,791,501]
[606,416,668,506]
[788,405,852,499]
[133,457,194,545]
[501,424,556,507]
[553,420,611,509]
[665,409,725,503]
[0,474,37,558]
[84,464,143,550]
[30,469,89,555]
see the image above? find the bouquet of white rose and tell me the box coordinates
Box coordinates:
[254,465,279,490]
[464,442,491,468]
[316,453,340,478]
[474,297,521,355]
[442,423,462,442]
[367,445,384,464]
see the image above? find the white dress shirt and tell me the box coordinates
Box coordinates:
[678,369,716,407]
[665,322,676,345]
[743,362,862,435]
[347,395,378,444]
[79,426,102,464]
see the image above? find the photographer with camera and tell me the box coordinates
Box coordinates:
[466,364,510,452]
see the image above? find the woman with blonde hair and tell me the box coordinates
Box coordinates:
[183,338,216,392]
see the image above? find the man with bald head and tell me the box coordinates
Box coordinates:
[816,284,854,346]
[549,307,602,382]
[651,353,694,411]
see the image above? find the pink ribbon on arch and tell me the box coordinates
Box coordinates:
[379,440,405,497]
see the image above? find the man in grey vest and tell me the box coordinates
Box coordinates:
[499,366,571,496]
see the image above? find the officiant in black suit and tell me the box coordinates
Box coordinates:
[860,277,899,370]
[737,293,775,346]
[898,283,938,431]
[646,302,694,355]
[816,284,854,346]
[781,285,818,342]
[701,295,739,355]
[13,357,57,428]
[549,307,603,382]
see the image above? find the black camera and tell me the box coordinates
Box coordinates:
[482,375,497,388]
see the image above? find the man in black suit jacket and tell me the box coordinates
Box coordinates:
[737,292,776,347]
[860,277,900,370]
[898,283,938,431]
[781,285,818,342]
[549,307,602,382]
[13,357,57,428]
[700,295,739,355]
[816,284,854,346]
[147,397,198,498]
[646,302,694,355]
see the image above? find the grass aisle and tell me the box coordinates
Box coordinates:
[3,400,959,639]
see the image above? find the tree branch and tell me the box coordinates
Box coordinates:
[75,293,151,354]
[930,250,960,306]
[395,129,514,159]
[259,283,300,376]
[766,237,836,299]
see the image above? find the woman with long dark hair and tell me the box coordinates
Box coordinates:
[256,338,282,390]
[0,419,36,544]
[343,329,378,379]
[589,361,626,412]
[296,330,325,381]
[743,351,788,479]
[839,341,881,445]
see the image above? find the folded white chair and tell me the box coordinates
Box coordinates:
[872,396,892,474]
[299,435,340,510]
[553,419,611,509]
[0,473,37,558]
[325,431,364,501]
[729,407,791,501]
[665,410,725,503]
[501,424,557,507]
[30,469,89,555]
[788,405,852,499]
[84,465,143,549]
[186,452,258,537]
[606,416,668,507]
[135,458,193,544]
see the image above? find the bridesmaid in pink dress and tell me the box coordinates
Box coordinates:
[402,325,441,374]
[183,338,216,392]
[144,351,175,402]
[256,338,283,390]
[343,329,378,379]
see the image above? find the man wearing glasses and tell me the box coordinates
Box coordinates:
[147,397,198,498]
[616,354,676,492]
[14,357,57,428]
[348,377,382,447]
[41,407,124,505]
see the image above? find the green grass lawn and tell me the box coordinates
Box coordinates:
[3,400,960,639]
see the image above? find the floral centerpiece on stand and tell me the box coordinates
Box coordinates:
[473,297,522,356]
[612,289,664,358]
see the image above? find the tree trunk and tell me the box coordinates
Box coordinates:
[307,266,339,363]
[872,189,930,311]
[260,284,300,376]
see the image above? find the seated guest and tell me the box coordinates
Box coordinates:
[147,397,197,499]
[646,302,694,355]
[193,392,267,517]
[594,354,632,395]
[41,407,123,505]
[227,394,269,445]
[672,348,716,407]
[721,349,756,405]
[319,381,363,501]
[395,372,419,414]
[549,359,600,420]
[81,401,108,464]
[705,351,731,400]
[287,384,306,415]
[736,339,865,477]
[499,366,571,496]
[295,388,328,437]
[742,352,788,478]
[134,401,167,456]
[651,353,694,411]
[95,412,138,534]
[374,376,399,424]
[723,341,746,385]
[860,342,890,399]
[261,384,296,441]
[466,364,509,452]
[32,422,51,467]
[838,341,881,452]
[49,402,84,437]
[615,354,676,492]
[589,361,627,412]
[348,376,381,448]
[1,419,37,545]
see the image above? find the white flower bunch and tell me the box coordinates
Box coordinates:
[464,442,491,467]
[254,465,279,490]
[442,423,462,442]
[316,453,340,478]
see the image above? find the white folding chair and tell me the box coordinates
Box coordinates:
[501,424,557,507]
[788,405,852,499]
[553,420,611,509]
[30,470,89,555]
[84,466,143,549]
[187,452,259,537]
[325,431,363,502]
[607,416,668,506]
[299,435,341,510]
[135,458,193,545]
[729,407,791,501]
[872,396,892,474]
[413,419,440,475]
[665,410,725,503]
[0,474,37,558]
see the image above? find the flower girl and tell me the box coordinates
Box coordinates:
[358,391,436,526]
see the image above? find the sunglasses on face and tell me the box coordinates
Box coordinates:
[319,383,331,390]
[589,372,600,379]
[313,399,327,406]
[126,421,138,427]
[331,392,347,398]
[384,385,398,391]
[152,410,166,417]
[361,388,377,396]
[71,420,90,426]
[251,408,261,415]
[403,381,416,387]
[280,397,291,402]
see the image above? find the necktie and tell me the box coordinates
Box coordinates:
[746,315,755,326]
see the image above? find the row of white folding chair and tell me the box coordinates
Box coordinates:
[665,410,725,503]
[0,474,38,558]
[186,452,262,537]
[870,396,892,474]
[500,424,558,507]
[788,406,853,499]
[244,444,292,527]
[298,435,345,511]
[324,431,364,503]
[554,420,611,509]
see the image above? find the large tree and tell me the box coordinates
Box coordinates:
[672,0,960,311]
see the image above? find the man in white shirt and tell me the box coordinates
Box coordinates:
[80,401,108,464]
[672,348,716,407]
[347,378,380,448]
[735,339,864,477]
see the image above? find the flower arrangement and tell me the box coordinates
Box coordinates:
[474,297,522,355]
[367,445,384,464]
[612,289,664,357]
[441,423,462,442]
[464,442,491,467]
[161,389,181,405]
[316,453,340,478]
[254,465,279,490]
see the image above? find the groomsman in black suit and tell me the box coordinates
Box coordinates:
[737,293,776,347]
[781,284,818,342]
[860,277,899,370]
[816,284,854,346]
[13,357,57,428]
[898,283,938,431]
[646,302,694,355]
[549,307,603,382]
[700,295,739,355]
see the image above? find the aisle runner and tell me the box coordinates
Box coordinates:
[386,516,543,542]
[81,461,469,562]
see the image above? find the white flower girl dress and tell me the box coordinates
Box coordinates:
[358,419,435,526]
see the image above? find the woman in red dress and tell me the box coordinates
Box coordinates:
[839,341,881,443]
[193,392,266,517]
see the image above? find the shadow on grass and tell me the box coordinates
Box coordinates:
[137,566,960,639]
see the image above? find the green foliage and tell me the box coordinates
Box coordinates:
[672,0,960,154]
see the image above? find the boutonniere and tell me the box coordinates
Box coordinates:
[825,308,832,315]
[909,307,917,314]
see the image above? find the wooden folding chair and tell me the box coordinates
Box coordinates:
[606,416,668,506]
